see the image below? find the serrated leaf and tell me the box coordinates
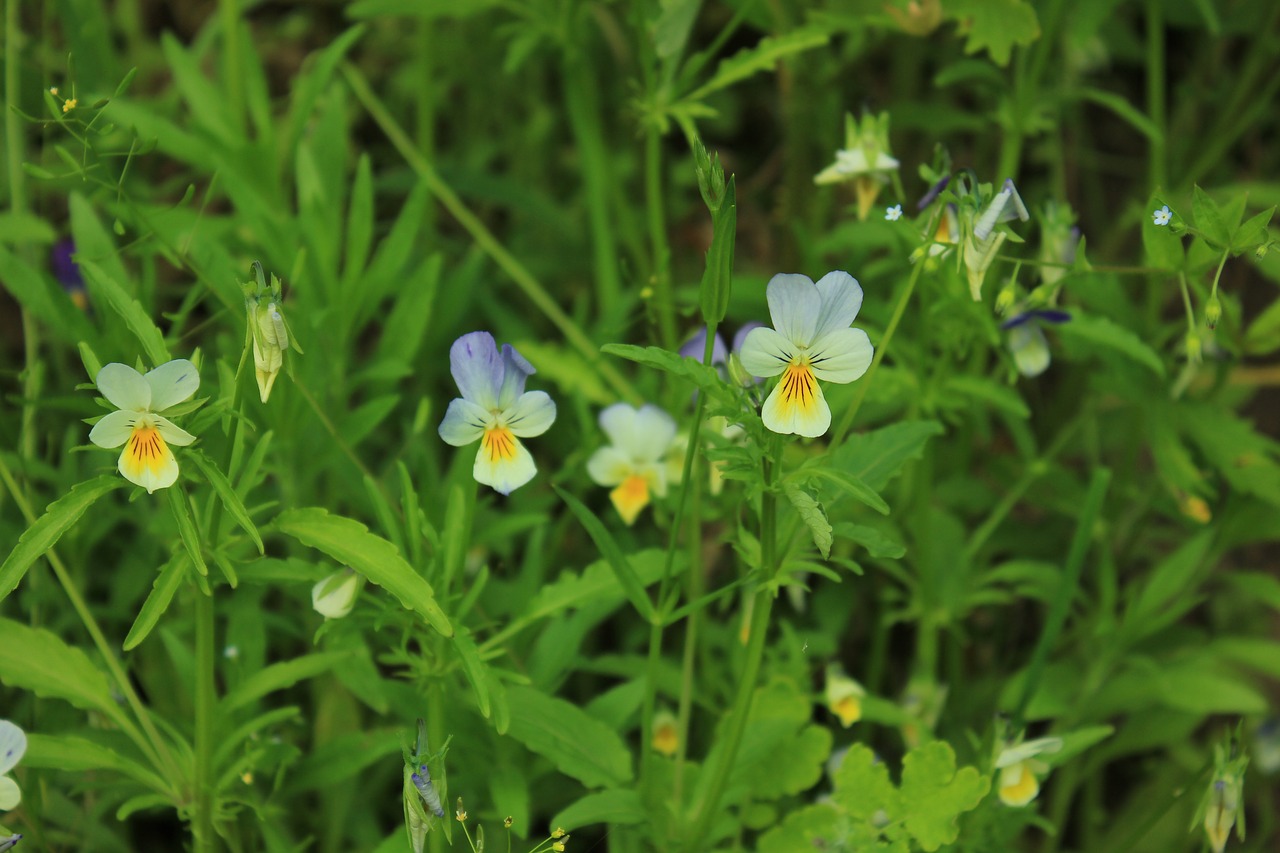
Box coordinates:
[826,420,943,492]
[0,619,124,724]
[505,686,632,787]
[166,487,208,576]
[23,733,170,794]
[831,743,896,820]
[947,0,1041,66]
[1056,313,1166,377]
[552,788,646,831]
[124,554,189,650]
[601,343,730,401]
[899,742,990,852]
[220,652,353,713]
[187,450,263,554]
[275,507,452,636]
[523,549,665,622]
[452,633,491,719]
[0,475,125,602]
[687,27,830,102]
[784,483,832,558]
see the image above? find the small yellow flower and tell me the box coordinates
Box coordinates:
[49,86,58,95]
[1179,494,1212,523]
[553,844,565,852]
[551,827,567,839]
[503,816,513,828]
[63,98,77,113]
[824,666,866,728]
[995,736,1062,807]
[651,709,679,757]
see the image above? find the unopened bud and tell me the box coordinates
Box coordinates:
[1185,331,1203,364]
[1205,295,1222,330]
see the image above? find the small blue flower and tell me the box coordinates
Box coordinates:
[438,332,556,495]
[885,204,903,221]
[1153,205,1172,226]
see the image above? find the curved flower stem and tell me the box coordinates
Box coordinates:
[829,260,925,446]
[683,434,780,851]
[340,61,640,405]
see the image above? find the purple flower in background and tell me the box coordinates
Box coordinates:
[1001,309,1071,377]
[52,239,88,311]
[916,174,950,210]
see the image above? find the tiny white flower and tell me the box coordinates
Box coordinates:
[1153,204,1172,226]
[438,332,556,495]
[738,272,874,437]
[0,720,27,811]
[885,204,903,221]
[88,360,200,493]
[587,403,678,526]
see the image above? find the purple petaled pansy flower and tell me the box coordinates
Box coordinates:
[438,331,556,495]
[52,239,89,311]
[1002,309,1071,378]
[916,174,950,210]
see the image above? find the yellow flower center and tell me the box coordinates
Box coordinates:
[830,694,863,728]
[998,761,1040,807]
[122,425,170,480]
[778,359,819,416]
[610,475,650,526]
[652,721,679,757]
[482,426,518,463]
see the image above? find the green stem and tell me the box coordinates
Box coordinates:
[683,437,779,851]
[194,588,218,852]
[427,677,446,853]
[1145,0,1167,191]
[218,0,244,130]
[340,62,639,404]
[0,459,181,787]
[645,126,676,349]
[830,260,924,445]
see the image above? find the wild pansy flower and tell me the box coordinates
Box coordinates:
[242,263,302,403]
[885,204,903,221]
[1153,204,1172,226]
[1002,308,1071,378]
[0,720,26,811]
[815,111,899,220]
[824,666,866,728]
[312,569,361,619]
[586,403,678,526]
[961,178,1030,300]
[651,708,679,757]
[88,360,200,493]
[438,332,556,495]
[739,272,873,437]
[995,735,1062,807]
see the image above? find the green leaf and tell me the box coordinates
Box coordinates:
[1143,195,1185,270]
[652,0,702,59]
[944,375,1029,419]
[1192,185,1230,249]
[0,244,95,346]
[898,741,990,852]
[452,633,491,719]
[730,678,833,800]
[784,483,832,558]
[552,789,646,831]
[220,652,353,713]
[0,618,126,725]
[523,550,666,622]
[687,27,831,102]
[23,733,171,794]
[166,487,208,576]
[1072,87,1160,142]
[1047,725,1114,767]
[556,488,656,622]
[0,475,125,602]
[805,468,890,515]
[1124,530,1213,640]
[1056,313,1166,377]
[601,343,729,401]
[275,507,452,636]
[699,175,736,327]
[835,522,906,559]
[1232,205,1274,253]
[505,686,632,788]
[946,0,1041,66]
[343,153,375,290]
[187,450,263,554]
[1158,662,1267,714]
[1243,293,1280,355]
[123,554,189,651]
[831,743,896,821]
[79,259,171,367]
[826,420,943,492]
[0,211,56,244]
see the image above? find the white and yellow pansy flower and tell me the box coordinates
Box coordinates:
[438,332,556,495]
[0,720,26,811]
[738,271,874,437]
[88,360,200,493]
[995,735,1062,807]
[586,403,678,526]
[824,666,866,728]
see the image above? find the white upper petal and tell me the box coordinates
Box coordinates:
[96,363,150,411]
[0,721,25,775]
[88,409,137,449]
[599,403,676,463]
[146,360,200,412]
[738,327,793,378]
[438,398,491,447]
[809,328,873,384]
[812,271,864,339]
[765,274,822,346]
[154,415,197,447]
[503,390,556,438]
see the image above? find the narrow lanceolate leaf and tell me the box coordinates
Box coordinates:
[23,733,171,795]
[0,476,125,602]
[220,652,354,713]
[275,507,453,636]
[187,450,264,553]
[452,633,491,719]
[556,488,655,623]
[1056,314,1166,377]
[124,554,190,651]
[166,487,208,576]
[78,259,171,367]
[552,789,646,832]
[0,618,128,728]
[505,686,633,788]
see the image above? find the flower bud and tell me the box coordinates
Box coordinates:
[311,569,360,619]
[242,262,302,403]
[1205,295,1222,330]
[824,665,866,728]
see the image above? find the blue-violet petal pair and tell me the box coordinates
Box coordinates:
[739,271,874,437]
[438,332,556,495]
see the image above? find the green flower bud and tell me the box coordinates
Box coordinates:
[1205,294,1222,330]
